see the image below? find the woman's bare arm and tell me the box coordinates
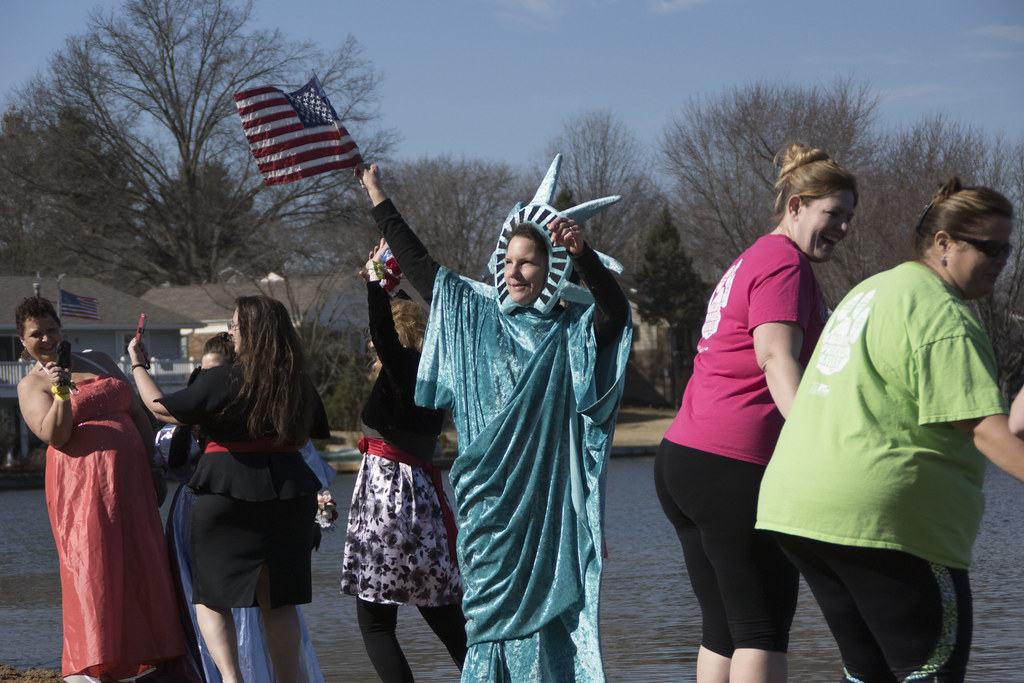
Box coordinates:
[957,413,1024,482]
[753,321,805,419]
[17,368,74,447]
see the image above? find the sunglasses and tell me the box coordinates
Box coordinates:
[950,234,1013,259]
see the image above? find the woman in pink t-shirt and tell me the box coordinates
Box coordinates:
[654,142,857,683]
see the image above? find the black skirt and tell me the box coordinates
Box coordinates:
[190,492,317,608]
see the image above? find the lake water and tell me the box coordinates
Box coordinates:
[1,457,1021,681]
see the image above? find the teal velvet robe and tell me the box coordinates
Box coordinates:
[415,267,632,682]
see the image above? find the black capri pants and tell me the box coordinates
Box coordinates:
[774,533,972,683]
[654,440,799,656]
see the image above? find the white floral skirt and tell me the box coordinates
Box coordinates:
[340,454,462,606]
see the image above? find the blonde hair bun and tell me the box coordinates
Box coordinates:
[772,142,858,216]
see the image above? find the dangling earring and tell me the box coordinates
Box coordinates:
[941,255,947,268]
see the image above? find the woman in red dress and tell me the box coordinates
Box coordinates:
[16,296,187,682]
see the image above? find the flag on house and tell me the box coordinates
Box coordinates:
[234,74,362,186]
[60,289,101,320]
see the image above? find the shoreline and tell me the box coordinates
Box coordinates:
[0,407,677,490]
[0,469,45,491]
[0,664,62,682]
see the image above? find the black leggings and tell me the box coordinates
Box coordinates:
[356,598,467,682]
[654,440,799,656]
[774,534,972,683]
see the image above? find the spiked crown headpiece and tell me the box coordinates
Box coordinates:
[490,155,623,315]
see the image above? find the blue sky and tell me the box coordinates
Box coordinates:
[2,0,1022,167]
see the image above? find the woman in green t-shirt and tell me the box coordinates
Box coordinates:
[757,177,1024,682]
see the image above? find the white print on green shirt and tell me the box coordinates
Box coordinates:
[815,289,876,377]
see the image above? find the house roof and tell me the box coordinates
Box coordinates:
[141,272,366,325]
[142,271,644,330]
[0,275,200,332]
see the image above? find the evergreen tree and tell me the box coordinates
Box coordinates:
[635,204,710,403]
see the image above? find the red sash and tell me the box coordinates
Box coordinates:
[205,436,300,454]
[358,436,459,569]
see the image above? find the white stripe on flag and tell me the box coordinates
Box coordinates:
[261,151,362,181]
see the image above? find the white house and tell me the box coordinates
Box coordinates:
[140,271,369,358]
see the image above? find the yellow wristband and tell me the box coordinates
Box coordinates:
[50,385,71,401]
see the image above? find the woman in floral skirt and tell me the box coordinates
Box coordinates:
[340,239,466,682]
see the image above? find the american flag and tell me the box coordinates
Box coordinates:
[60,289,101,320]
[234,74,362,186]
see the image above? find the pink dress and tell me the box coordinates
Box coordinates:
[45,375,186,679]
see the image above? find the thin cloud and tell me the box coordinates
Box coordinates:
[485,0,715,23]
[968,24,1024,43]
[483,0,565,31]
[852,50,921,68]
[879,83,955,104]
[965,49,1020,61]
[484,0,564,21]
[651,0,715,14]
[801,49,922,69]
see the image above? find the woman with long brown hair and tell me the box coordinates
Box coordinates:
[130,295,329,683]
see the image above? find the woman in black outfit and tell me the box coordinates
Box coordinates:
[340,239,467,682]
[129,295,330,683]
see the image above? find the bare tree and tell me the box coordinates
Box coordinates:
[382,155,525,280]
[850,118,1024,389]
[543,110,665,271]
[660,77,1024,392]
[825,115,997,299]
[956,133,1024,395]
[660,77,880,295]
[0,111,53,274]
[2,0,394,292]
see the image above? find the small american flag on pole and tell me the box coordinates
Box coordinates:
[234,74,362,186]
[60,289,101,320]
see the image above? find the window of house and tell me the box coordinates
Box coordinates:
[0,336,21,362]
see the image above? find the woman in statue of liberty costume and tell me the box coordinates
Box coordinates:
[354,157,632,681]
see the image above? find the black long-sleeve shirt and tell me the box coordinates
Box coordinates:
[371,198,629,349]
[359,281,445,462]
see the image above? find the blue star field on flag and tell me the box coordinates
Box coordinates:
[283,77,340,127]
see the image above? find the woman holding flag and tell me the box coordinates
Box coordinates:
[354,158,631,681]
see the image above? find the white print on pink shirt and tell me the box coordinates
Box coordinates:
[700,259,742,344]
[815,289,876,377]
